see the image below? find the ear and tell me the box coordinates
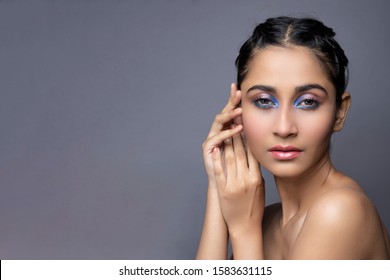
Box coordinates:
[333,92,351,132]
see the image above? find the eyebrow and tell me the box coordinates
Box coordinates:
[246,84,328,95]
[247,85,276,94]
[296,84,328,95]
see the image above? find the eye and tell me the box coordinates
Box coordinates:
[294,96,320,110]
[253,95,279,109]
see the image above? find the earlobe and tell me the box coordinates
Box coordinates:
[333,92,351,132]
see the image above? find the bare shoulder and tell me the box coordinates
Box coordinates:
[310,179,374,222]
[291,175,390,259]
[309,176,379,230]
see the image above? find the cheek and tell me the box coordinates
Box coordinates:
[241,110,272,143]
[297,113,335,144]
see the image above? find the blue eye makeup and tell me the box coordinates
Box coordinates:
[251,93,321,110]
[294,95,320,110]
[253,94,279,109]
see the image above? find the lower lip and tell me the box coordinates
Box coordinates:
[269,151,302,160]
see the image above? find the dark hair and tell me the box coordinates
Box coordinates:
[235,16,349,108]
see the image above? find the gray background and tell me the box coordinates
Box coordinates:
[0,0,389,259]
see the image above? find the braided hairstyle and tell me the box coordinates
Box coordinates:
[235,17,349,109]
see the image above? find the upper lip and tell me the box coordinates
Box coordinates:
[268,145,303,152]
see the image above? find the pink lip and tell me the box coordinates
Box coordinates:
[268,145,303,160]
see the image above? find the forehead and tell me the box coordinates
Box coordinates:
[241,46,334,92]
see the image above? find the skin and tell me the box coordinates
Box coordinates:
[196,45,390,260]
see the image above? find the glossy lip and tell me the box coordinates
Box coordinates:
[268,145,303,160]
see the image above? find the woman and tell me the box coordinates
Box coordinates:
[196,16,390,260]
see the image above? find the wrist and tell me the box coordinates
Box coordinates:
[229,222,262,240]
[229,224,263,260]
[207,178,217,189]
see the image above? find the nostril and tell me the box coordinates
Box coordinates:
[272,114,298,138]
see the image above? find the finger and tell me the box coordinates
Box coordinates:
[233,113,243,126]
[204,125,243,154]
[208,107,242,138]
[222,89,241,113]
[231,127,247,174]
[221,84,242,114]
[229,82,236,99]
[212,147,226,190]
[247,145,261,177]
[223,137,236,181]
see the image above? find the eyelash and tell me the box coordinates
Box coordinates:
[294,96,320,110]
[253,95,279,109]
[252,94,321,110]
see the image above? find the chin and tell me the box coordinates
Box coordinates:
[263,162,307,179]
[253,152,309,179]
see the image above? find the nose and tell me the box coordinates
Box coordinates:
[272,106,298,138]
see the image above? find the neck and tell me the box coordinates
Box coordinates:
[274,153,334,225]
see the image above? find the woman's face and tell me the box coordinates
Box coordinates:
[240,46,338,179]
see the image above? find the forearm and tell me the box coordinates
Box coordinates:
[196,183,229,259]
[230,225,264,260]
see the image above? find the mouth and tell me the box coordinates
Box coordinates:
[268,145,303,160]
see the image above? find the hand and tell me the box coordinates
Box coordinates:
[202,83,243,185]
[211,127,265,235]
